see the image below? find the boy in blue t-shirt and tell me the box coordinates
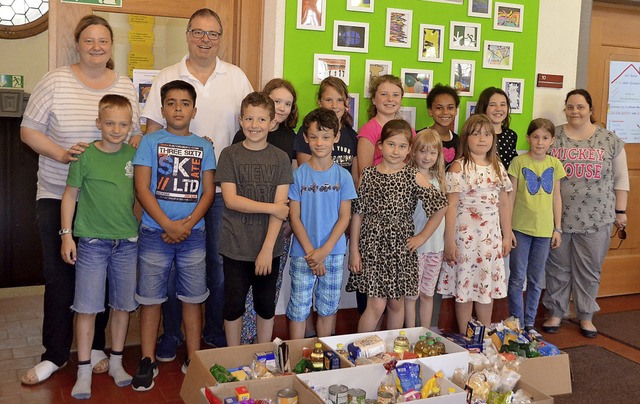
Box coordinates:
[61,94,138,399]
[132,80,215,391]
[287,108,357,339]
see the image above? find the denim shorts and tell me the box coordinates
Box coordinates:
[286,255,343,321]
[136,224,209,305]
[72,237,138,314]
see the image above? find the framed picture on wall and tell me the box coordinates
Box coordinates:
[449,21,481,51]
[399,106,417,128]
[424,0,463,4]
[313,54,350,85]
[468,0,492,18]
[450,59,475,97]
[466,101,477,119]
[333,21,369,53]
[482,40,513,70]
[297,0,326,31]
[348,93,360,129]
[385,8,412,48]
[494,2,524,32]
[347,0,374,13]
[418,24,445,63]
[400,68,433,99]
[502,78,524,113]
[364,59,392,97]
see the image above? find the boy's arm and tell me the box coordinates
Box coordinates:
[255,184,290,276]
[184,169,215,227]
[220,182,289,221]
[551,179,562,249]
[306,200,352,276]
[348,212,363,274]
[60,185,79,264]
[407,206,446,253]
[134,165,191,243]
[289,200,314,254]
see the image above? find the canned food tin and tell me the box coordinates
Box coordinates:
[347,388,366,403]
[328,384,348,404]
[377,391,394,404]
[277,388,298,404]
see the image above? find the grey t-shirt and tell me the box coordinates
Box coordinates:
[216,142,294,261]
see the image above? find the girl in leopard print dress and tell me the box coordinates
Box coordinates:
[347,120,448,332]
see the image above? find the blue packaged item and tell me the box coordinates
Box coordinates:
[537,340,562,356]
[395,362,422,394]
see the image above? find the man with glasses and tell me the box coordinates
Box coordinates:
[140,8,253,367]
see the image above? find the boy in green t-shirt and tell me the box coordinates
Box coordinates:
[60,94,139,400]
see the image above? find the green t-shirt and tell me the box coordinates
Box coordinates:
[67,142,138,239]
[508,153,566,237]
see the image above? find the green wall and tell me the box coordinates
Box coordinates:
[283,0,539,149]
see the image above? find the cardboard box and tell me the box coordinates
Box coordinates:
[200,375,323,404]
[297,359,467,403]
[181,338,350,404]
[514,379,554,404]
[518,352,571,396]
[320,327,469,378]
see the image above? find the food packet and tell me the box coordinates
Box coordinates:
[395,362,422,394]
[292,357,315,374]
[378,360,398,398]
[487,389,513,404]
[209,363,239,384]
[420,371,443,398]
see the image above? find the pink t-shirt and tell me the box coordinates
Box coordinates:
[357,118,417,166]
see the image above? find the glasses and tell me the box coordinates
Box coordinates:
[610,226,627,249]
[187,29,221,40]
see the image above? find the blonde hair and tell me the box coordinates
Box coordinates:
[458,114,507,185]
[367,74,403,120]
[411,129,445,192]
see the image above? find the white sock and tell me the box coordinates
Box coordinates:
[108,353,132,387]
[71,363,92,400]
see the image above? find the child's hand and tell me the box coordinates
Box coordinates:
[255,248,273,276]
[311,262,326,276]
[164,216,192,243]
[305,247,328,270]
[501,237,512,257]
[551,232,562,249]
[511,231,517,248]
[348,250,362,274]
[128,134,142,148]
[406,235,427,253]
[272,200,290,221]
[60,236,77,265]
[444,242,457,266]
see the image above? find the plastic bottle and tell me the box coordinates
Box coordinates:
[335,343,349,359]
[425,331,434,343]
[424,340,437,357]
[434,337,446,355]
[414,335,427,358]
[393,331,410,354]
[311,342,324,370]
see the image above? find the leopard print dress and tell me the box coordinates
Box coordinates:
[346,165,448,299]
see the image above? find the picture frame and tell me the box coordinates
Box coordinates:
[348,93,360,129]
[466,101,477,119]
[313,54,351,85]
[297,0,326,31]
[482,40,513,70]
[400,68,433,99]
[346,0,374,13]
[424,0,463,4]
[399,106,417,128]
[468,0,492,18]
[418,24,445,63]
[450,59,475,97]
[364,59,393,98]
[502,78,524,113]
[494,2,524,32]
[449,21,481,52]
[333,20,369,53]
[385,8,412,48]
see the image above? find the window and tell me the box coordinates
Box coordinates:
[0,0,49,39]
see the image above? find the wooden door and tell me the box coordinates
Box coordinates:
[588,2,640,296]
[49,0,263,89]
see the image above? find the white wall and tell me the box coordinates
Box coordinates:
[0,31,48,93]
[532,0,583,126]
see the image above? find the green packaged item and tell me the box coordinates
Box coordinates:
[209,363,239,383]
[487,389,513,404]
[292,357,316,373]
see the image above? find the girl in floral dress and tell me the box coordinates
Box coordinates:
[440,114,513,333]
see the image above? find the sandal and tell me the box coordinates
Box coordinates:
[91,350,110,374]
[21,360,66,385]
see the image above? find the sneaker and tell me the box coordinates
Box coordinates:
[131,357,158,392]
[181,358,190,375]
[524,326,542,338]
[156,334,182,363]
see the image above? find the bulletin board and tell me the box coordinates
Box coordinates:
[283,0,539,149]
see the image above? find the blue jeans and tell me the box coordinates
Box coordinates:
[72,238,138,313]
[160,194,225,346]
[508,231,551,327]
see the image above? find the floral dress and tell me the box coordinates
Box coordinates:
[346,165,448,299]
[437,160,512,303]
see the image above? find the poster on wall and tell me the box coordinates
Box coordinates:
[297,0,325,31]
[385,8,412,48]
[333,21,369,53]
[607,61,640,143]
[418,24,445,63]
[502,78,524,113]
[364,60,392,97]
[313,54,350,85]
[494,2,524,32]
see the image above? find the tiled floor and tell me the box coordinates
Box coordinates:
[1,291,638,403]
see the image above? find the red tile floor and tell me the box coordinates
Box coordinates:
[2,293,639,403]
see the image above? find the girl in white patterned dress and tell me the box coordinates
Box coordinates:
[440,114,513,333]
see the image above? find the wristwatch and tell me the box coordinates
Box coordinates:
[553,228,562,234]
[58,228,72,236]
[615,210,626,214]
